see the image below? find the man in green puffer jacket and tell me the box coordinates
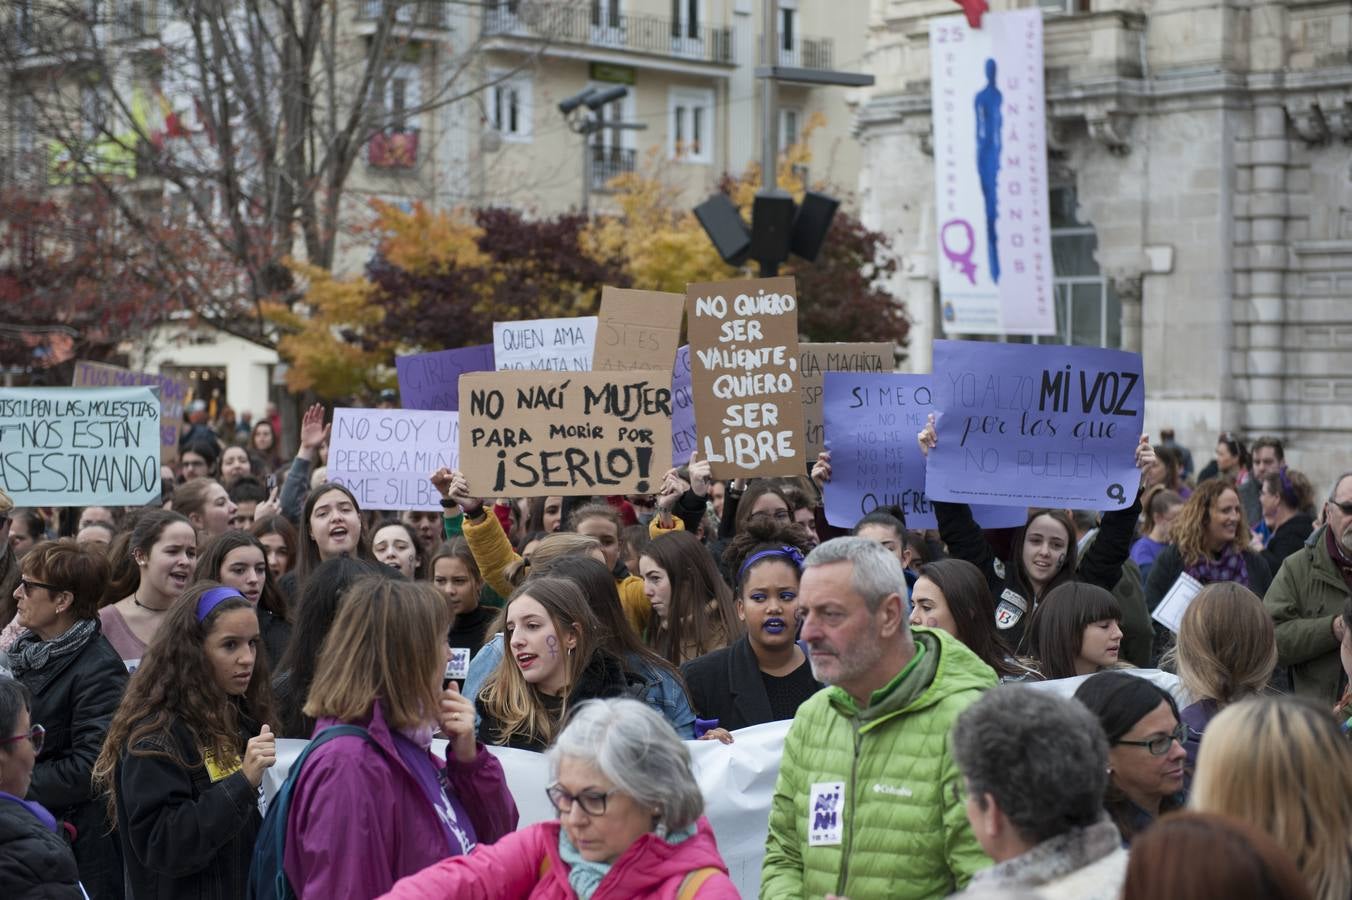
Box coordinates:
[761,537,996,900]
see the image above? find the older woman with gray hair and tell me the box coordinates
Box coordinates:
[381,697,738,899]
[953,685,1127,899]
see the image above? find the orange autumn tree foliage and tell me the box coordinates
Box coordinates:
[263,261,389,399]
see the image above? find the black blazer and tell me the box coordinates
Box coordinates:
[681,636,820,732]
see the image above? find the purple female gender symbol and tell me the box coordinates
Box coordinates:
[940,219,979,285]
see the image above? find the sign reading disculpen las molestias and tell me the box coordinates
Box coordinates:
[327,408,459,511]
[929,8,1055,336]
[686,276,806,479]
[0,387,161,505]
[924,340,1145,510]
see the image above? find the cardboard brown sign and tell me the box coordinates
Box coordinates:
[685,276,805,478]
[799,342,894,458]
[458,370,673,497]
[593,286,685,373]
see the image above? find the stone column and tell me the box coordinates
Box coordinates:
[1109,273,1144,354]
[1240,102,1290,436]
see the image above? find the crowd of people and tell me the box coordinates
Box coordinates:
[1,404,1350,900]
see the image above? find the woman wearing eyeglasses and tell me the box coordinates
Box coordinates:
[6,540,128,899]
[0,675,84,897]
[1074,671,1188,844]
[383,697,737,899]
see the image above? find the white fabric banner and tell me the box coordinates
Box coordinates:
[929,8,1056,336]
[263,671,1182,897]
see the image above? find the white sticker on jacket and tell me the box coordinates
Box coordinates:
[446,648,471,681]
[808,781,845,846]
[995,589,1028,630]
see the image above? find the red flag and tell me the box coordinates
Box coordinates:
[953,0,988,28]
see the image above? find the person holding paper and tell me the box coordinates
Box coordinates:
[1146,479,1273,660]
[918,414,1154,652]
[1263,471,1352,705]
[681,519,820,739]
[1168,583,1276,767]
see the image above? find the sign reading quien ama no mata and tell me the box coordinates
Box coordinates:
[925,340,1145,510]
[458,371,672,497]
[0,387,161,505]
[686,276,805,479]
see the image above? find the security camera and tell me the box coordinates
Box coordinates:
[557,88,599,115]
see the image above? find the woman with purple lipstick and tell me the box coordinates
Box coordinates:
[681,520,820,742]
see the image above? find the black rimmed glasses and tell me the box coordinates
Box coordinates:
[546,783,620,816]
[0,724,45,754]
[1327,499,1352,518]
[1117,723,1189,756]
[17,577,63,594]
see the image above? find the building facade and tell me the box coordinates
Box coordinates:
[857,0,1352,491]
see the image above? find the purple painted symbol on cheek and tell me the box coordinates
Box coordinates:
[546,634,558,658]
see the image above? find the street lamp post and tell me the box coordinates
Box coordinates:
[558,86,647,216]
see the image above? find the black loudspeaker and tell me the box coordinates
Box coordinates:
[750,190,796,267]
[694,194,751,267]
[790,191,840,262]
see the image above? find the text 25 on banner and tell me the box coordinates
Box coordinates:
[924,340,1145,510]
[458,371,672,497]
[685,277,805,478]
[0,387,161,506]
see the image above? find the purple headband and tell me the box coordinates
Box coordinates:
[1277,466,1298,508]
[196,586,246,622]
[738,545,806,583]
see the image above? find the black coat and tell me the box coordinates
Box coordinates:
[0,796,83,900]
[1261,512,1315,574]
[257,607,292,670]
[1144,543,1274,663]
[14,628,128,899]
[681,635,821,732]
[476,650,637,752]
[115,715,262,900]
[935,496,1141,652]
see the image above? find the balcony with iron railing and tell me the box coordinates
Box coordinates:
[366,127,421,170]
[759,36,833,69]
[590,145,636,191]
[357,0,450,30]
[483,2,735,66]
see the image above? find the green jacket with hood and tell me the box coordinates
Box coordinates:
[760,627,996,900]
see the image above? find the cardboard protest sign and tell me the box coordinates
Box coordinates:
[0,387,161,505]
[670,345,697,466]
[926,340,1145,510]
[458,371,672,497]
[493,316,598,372]
[686,276,805,479]
[327,408,458,511]
[72,360,188,461]
[822,372,1027,530]
[800,343,892,458]
[593,287,685,373]
[395,344,494,411]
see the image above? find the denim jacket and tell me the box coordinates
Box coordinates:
[465,635,695,738]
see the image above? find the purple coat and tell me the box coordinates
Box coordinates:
[283,702,518,899]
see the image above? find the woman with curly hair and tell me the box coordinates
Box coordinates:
[93,582,276,899]
[1145,479,1274,659]
[681,518,820,741]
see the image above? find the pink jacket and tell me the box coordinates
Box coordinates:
[379,817,740,900]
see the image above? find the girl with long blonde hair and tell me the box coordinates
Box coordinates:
[1190,696,1352,900]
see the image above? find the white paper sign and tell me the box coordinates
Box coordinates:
[807,781,845,846]
[1151,572,1204,634]
[327,408,458,512]
[493,317,598,372]
[929,9,1056,336]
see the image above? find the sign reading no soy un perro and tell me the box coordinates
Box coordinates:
[686,276,806,479]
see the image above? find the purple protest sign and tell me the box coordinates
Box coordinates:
[395,344,494,411]
[926,340,1145,510]
[671,345,696,466]
[823,372,1028,530]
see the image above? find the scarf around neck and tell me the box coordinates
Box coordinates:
[6,618,98,678]
[1185,543,1249,587]
[1325,526,1352,592]
[558,821,698,899]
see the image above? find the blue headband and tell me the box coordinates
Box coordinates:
[195,587,246,623]
[738,545,805,583]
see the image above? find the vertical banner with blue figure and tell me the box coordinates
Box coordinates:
[929,9,1056,336]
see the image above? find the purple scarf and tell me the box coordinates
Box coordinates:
[1185,543,1250,587]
